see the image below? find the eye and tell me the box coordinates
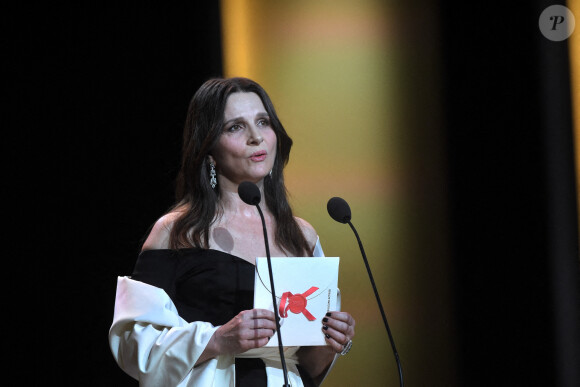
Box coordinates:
[226,123,244,132]
[257,117,270,127]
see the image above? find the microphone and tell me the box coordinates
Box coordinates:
[238,181,290,387]
[327,196,351,224]
[238,181,261,205]
[327,197,404,387]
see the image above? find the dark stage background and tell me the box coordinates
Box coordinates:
[440,1,579,385]
[7,3,223,385]
[6,1,579,386]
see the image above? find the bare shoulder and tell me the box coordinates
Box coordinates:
[294,216,319,252]
[141,211,182,251]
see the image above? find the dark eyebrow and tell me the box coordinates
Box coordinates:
[223,117,240,126]
[223,112,269,126]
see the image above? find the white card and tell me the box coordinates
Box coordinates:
[254,257,340,346]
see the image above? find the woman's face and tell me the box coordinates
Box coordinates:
[210,92,277,188]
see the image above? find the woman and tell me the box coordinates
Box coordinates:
[109,77,355,386]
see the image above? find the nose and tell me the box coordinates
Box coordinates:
[247,125,263,145]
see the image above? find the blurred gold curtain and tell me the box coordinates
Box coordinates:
[220,1,457,385]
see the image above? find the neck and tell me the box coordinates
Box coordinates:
[218,180,267,215]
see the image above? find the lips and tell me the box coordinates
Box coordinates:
[249,150,267,162]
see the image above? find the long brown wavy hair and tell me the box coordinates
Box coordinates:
[166,77,310,256]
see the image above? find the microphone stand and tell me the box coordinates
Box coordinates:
[254,204,290,387]
[347,220,404,387]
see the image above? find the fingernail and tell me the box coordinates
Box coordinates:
[326,312,332,317]
[323,325,329,330]
[325,334,330,339]
[322,317,328,323]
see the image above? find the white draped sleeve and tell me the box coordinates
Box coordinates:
[109,236,340,386]
[108,276,234,386]
[312,236,325,258]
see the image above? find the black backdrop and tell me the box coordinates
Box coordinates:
[7,3,223,385]
[6,1,580,386]
[439,1,580,386]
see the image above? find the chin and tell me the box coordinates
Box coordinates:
[238,176,263,184]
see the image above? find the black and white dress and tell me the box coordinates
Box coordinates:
[109,238,335,386]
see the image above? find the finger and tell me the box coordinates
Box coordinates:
[322,323,349,346]
[323,317,354,339]
[247,335,273,349]
[323,331,346,353]
[249,318,277,332]
[325,311,355,326]
[248,327,277,341]
[235,334,273,352]
[237,309,275,326]
[249,308,277,320]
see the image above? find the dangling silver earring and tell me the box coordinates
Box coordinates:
[269,169,273,177]
[210,162,217,189]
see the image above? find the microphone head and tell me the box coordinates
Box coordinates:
[327,197,351,224]
[238,181,261,205]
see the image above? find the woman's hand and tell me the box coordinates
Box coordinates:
[321,311,355,354]
[296,311,356,383]
[197,308,277,365]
